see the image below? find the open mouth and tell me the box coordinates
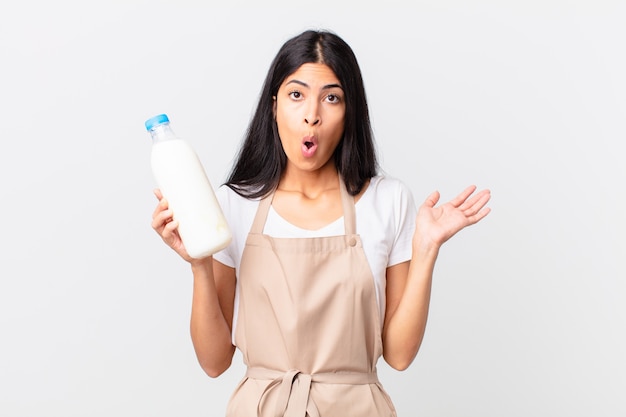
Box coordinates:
[301,136,318,157]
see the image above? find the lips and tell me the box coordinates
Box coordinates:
[301,135,318,158]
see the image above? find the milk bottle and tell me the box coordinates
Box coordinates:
[145,114,231,258]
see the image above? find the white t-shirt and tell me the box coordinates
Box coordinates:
[213,175,417,337]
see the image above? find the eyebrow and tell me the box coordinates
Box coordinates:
[286,79,344,90]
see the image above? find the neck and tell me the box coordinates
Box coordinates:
[278,164,340,200]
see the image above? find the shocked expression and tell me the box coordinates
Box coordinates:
[274,63,346,172]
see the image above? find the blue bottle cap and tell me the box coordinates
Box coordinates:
[145,114,170,131]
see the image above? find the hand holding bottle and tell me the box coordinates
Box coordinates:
[151,188,197,262]
[145,114,232,259]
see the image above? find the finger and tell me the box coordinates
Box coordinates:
[423,190,441,208]
[459,188,491,212]
[151,196,169,219]
[161,219,180,240]
[467,190,491,214]
[151,208,174,231]
[153,188,163,200]
[464,192,492,223]
[468,206,491,225]
[450,185,478,208]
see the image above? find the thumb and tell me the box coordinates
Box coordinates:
[423,190,440,208]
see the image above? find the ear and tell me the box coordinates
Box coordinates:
[272,96,277,118]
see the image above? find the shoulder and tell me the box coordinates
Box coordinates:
[216,185,261,223]
[361,175,417,231]
[357,174,416,227]
[363,174,415,203]
[216,184,261,206]
[213,185,260,268]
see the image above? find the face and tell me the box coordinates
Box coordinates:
[274,63,345,173]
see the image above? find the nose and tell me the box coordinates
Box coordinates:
[304,101,320,126]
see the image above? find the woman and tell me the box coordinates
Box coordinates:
[152,29,491,416]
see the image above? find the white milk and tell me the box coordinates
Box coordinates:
[146,115,231,258]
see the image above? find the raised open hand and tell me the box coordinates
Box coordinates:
[414,185,491,250]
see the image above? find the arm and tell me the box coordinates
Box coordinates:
[189,258,236,378]
[382,185,491,370]
[152,190,236,377]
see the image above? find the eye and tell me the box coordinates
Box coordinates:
[288,90,303,100]
[325,93,342,104]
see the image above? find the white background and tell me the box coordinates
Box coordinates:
[1,1,624,416]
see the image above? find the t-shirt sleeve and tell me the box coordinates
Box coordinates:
[387,179,417,267]
[212,185,236,268]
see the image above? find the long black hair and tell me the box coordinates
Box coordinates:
[225,29,378,198]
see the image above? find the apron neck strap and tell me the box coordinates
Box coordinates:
[250,176,356,235]
[339,178,356,235]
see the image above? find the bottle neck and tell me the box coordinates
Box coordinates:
[149,123,178,144]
